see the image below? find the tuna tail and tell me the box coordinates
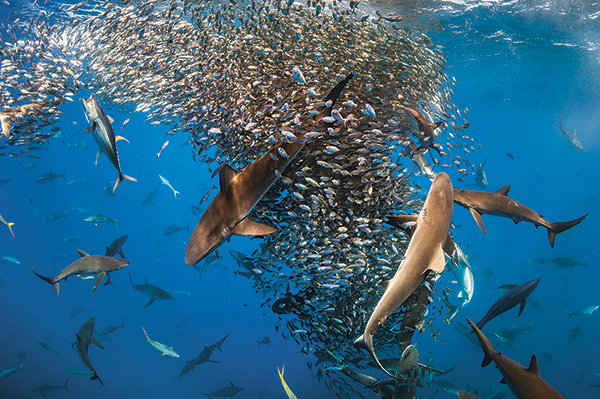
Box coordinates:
[61,170,67,181]
[91,372,103,385]
[63,377,69,391]
[353,334,395,379]
[31,268,60,294]
[113,173,137,192]
[566,311,573,320]
[547,214,588,247]
[465,318,495,368]
[6,222,15,238]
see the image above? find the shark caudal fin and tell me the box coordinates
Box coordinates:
[466,318,495,368]
[91,371,104,385]
[547,214,588,247]
[353,334,396,379]
[31,268,60,294]
[113,173,137,192]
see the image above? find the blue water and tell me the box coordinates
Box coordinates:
[0,1,599,398]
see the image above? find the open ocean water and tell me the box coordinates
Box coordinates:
[0,0,599,398]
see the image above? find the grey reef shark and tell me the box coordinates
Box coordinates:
[466,318,565,399]
[75,317,105,385]
[185,73,354,266]
[354,172,454,378]
[82,94,137,192]
[452,185,587,247]
[129,271,173,308]
[32,249,130,294]
[474,278,540,330]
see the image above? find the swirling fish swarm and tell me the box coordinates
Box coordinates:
[0,0,476,395]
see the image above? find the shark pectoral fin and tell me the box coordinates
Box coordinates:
[442,233,457,265]
[527,355,540,376]
[114,135,129,143]
[91,336,105,350]
[219,164,239,190]
[144,297,157,308]
[496,185,510,196]
[428,248,447,274]
[469,208,487,235]
[500,377,506,384]
[231,217,278,236]
[118,249,125,258]
[93,272,106,292]
[517,299,526,317]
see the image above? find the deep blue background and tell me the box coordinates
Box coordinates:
[0,1,598,398]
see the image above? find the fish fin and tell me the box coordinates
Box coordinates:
[114,135,129,143]
[64,377,69,390]
[113,174,137,192]
[427,247,446,274]
[95,150,101,166]
[496,185,510,196]
[231,217,278,236]
[7,222,15,238]
[78,249,91,258]
[469,208,487,235]
[129,271,135,289]
[382,279,390,291]
[498,284,516,289]
[118,249,125,258]
[517,299,526,317]
[31,268,60,294]
[91,336,105,350]
[93,272,106,292]
[433,121,444,129]
[219,164,238,190]
[353,334,396,378]
[566,311,573,320]
[465,318,495,368]
[323,72,354,108]
[443,233,457,265]
[91,372,103,385]
[547,213,588,248]
[107,115,114,123]
[144,297,157,308]
[500,377,506,384]
[527,355,540,376]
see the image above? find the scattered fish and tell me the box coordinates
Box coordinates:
[0,363,24,378]
[39,342,60,357]
[2,256,20,264]
[566,305,599,319]
[36,169,66,184]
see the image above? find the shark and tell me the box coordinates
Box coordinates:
[31,378,69,398]
[469,153,490,190]
[203,381,243,398]
[129,271,173,308]
[75,317,105,385]
[445,244,475,320]
[354,172,454,378]
[452,185,588,247]
[185,73,354,266]
[82,95,137,192]
[105,234,128,258]
[32,250,130,294]
[558,114,585,152]
[475,278,540,330]
[466,317,566,399]
[404,107,443,157]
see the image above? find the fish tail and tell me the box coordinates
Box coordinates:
[31,268,60,294]
[141,326,150,341]
[466,318,495,367]
[61,170,67,180]
[353,334,396,379]
[7,222,15,238]
[547,214,588,247]
[91,372,103,385]
[566,311,572,320]
[113,173,137,192]
[64,377,69,391]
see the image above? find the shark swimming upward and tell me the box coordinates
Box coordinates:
[354,172,454,378]
[185,73,354,266]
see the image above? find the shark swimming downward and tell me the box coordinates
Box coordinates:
[185,73,354,266]
[354,172,454,378]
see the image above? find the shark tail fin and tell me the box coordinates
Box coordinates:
[113,173,137,192]
[31,268,60,294]
[353,334,396,379]
[466,318,495,368]
[91,372,103,385]
[547,213,588,247]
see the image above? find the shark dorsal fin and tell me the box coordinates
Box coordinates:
[229,381,234,387]
[527,355,540,376]
[77,249,90,257]
[219,164,238,190]
[496,185,510,196]
[144,278,149,284]
[500,377,506,384]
